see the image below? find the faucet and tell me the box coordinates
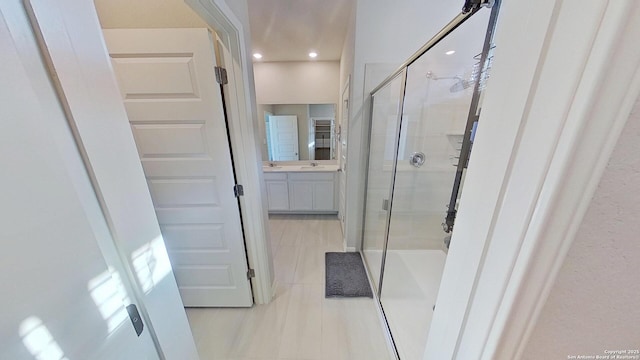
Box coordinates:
[269,162,276,167]
[310,162,318,167]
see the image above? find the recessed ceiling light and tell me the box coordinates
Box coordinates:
[253,53,263,59]
[309,52,318,58]
[445,50,456,55]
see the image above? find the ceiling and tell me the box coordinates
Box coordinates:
[247,0,354,62]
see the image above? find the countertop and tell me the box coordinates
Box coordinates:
[262,164,340,173]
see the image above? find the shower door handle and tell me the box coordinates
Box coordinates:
[382,199,389,210]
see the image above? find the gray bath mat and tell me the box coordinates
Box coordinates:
[325,252,373,298]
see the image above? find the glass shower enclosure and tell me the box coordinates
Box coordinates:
[360,2,499,359]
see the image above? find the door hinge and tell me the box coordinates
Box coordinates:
[246,268,255,279]
[234,184,244,197]
[215,66,228,85]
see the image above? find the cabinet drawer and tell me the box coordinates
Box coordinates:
[264,173,287,181]
[287,172,334,181]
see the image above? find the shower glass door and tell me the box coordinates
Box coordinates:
[379,10,493,360]
[361,71,406,292]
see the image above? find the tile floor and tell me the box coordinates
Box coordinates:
[186,214,393,360]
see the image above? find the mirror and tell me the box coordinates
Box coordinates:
[257,103,337,161]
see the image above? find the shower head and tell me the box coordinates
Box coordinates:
[426,72,474,93]
[426,72,458,81]
[449,78,473,93]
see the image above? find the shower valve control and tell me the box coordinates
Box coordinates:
[409,152,426,168]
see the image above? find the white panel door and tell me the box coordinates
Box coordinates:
[103,28,252,307]
[0,8,159,358]
[269,115,300,161]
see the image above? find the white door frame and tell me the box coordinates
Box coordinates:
[339,76,350,249]
[308,106,315,161]
[186,0,274,305]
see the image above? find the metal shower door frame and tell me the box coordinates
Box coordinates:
[359,0,502,358]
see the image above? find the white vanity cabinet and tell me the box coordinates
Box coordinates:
[264,172,337,213]
[288,181,314,210]
[264,173,289,211]
[288,173,335,211]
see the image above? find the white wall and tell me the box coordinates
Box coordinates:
[338,0,356,136]
[339,2,355,104]
[522,98,640,358]
[254,61,340,104]
[309,103,335,118]
[343,0,463,249]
